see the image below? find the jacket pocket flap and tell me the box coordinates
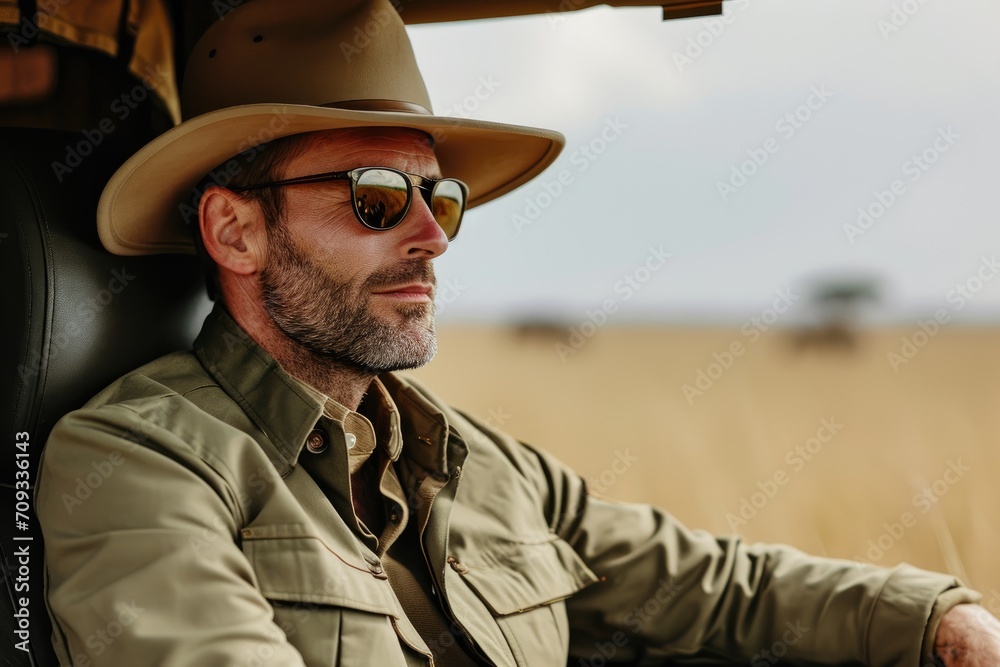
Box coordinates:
[242,527,400,618]
[455,537,598,616]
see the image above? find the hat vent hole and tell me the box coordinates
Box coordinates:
[208,48,217,58]
[253,35,263,43]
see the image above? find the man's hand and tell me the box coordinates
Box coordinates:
[934,604,1000,665]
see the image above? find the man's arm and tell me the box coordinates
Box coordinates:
[555,489,974,665]
[456,407,986,665]
[35,402,306,666]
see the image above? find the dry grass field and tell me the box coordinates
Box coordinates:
[410,324,1000,614]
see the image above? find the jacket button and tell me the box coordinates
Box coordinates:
[306,429,327,454]
[447,557,469,575]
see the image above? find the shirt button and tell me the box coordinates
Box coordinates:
[305,429,327,454]
[388,505,401,523]
[369,563,384,576]
[344,433,357,450]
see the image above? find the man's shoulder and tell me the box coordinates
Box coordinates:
[44,347,264,472]
[52,348,248,454]
[82,348,221,412]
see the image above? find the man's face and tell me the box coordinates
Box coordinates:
[256,127,450,373]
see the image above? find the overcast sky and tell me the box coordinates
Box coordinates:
[407,0,1000,325]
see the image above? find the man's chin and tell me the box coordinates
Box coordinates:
[344,316,437,373]
[361,339,438,373]
[379,352,437,373]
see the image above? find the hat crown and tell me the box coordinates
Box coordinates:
[98,0,562,257]
[181,0,433,119]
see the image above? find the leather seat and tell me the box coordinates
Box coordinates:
[0,127,211,665]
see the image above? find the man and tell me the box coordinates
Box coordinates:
[35,0,1000,665]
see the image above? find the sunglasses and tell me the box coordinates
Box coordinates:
[229,166,468,241]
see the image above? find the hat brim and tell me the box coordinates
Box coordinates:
[97,103,564,255]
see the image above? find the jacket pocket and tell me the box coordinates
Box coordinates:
[451,535,598,666]
[240,523,413,667]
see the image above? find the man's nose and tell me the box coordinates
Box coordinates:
[399,189,449,258]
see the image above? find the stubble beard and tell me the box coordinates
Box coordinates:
[259,220,438,373]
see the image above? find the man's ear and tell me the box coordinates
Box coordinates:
[198,186,266,276]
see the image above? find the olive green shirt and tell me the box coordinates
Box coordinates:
[36,304,980,666]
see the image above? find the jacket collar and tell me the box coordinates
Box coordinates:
[194,303,325,475]
[192,303,456,477]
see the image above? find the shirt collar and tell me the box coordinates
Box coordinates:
[320,376,402,474]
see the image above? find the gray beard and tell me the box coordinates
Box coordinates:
[259,220,438,373]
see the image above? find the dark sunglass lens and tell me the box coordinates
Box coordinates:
[354,169,409,228]
[431,180,466,238]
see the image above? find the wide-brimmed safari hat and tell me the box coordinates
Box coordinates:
[97,0,565,255]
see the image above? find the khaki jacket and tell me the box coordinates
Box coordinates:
[37,304,976,666]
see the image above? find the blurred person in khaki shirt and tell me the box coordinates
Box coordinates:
[34,0,1000,665]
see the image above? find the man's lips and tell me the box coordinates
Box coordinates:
[372,283,434,301]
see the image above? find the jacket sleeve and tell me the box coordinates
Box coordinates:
[456,409,979,666]
[35,402,307,667]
